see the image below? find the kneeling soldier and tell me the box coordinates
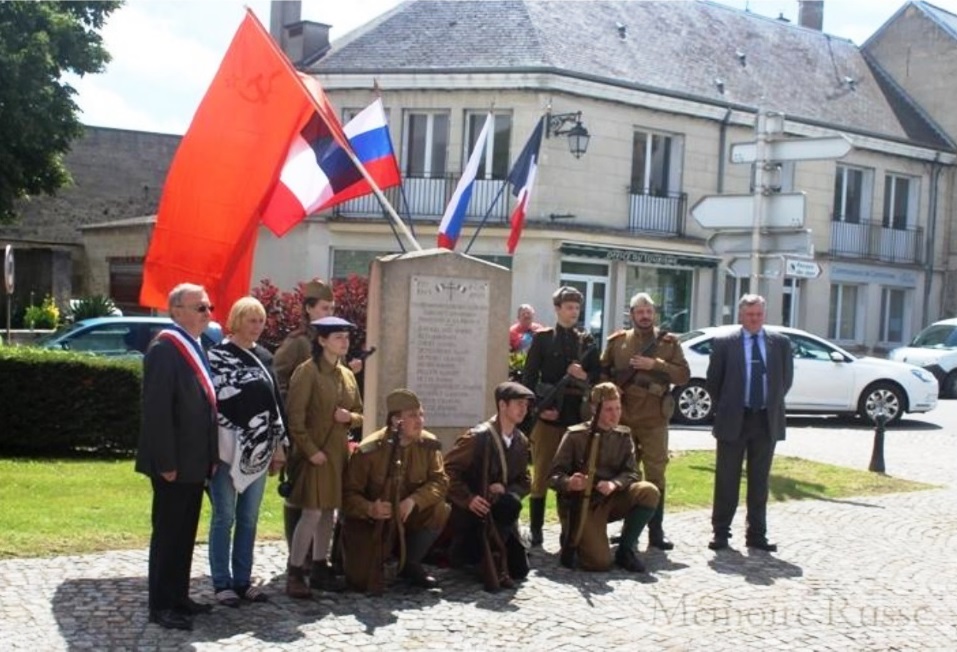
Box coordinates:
[444,381,535,591]
[341,389,450,594]
[549,382,660,572]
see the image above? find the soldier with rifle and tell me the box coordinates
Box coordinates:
[600,292,690,551]
[522,286,600,547]
[444,381,535,592]
[341,389,449,593]
[549,382,660,572]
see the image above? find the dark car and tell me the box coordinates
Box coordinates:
[37,317,223,357]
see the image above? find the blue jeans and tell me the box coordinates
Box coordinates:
[208,463,267,591]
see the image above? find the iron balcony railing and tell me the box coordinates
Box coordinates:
[333,176,509,222]
[627,189,686,236]
[830,218,924,265]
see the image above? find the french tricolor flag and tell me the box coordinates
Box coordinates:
[261,98,402,236]
[506,118,544,254]
[437,112,493,250]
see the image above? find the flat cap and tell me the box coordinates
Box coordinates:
[303,279,334,302]
[386,388,422,413]
[495,381,536,403]
[590,381,621,405]
[552,285,583,306]
[310,316,354,335]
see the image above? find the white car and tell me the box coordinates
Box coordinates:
[888,318,957,398]
[672,325,938,426]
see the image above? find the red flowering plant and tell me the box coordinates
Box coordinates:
[251,279,304,352]
[332,274,370,358]
[251,275,370,354]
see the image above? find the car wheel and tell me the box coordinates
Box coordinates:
[943,371,957,399]
[672,380,713,425]
[857,381,906,425]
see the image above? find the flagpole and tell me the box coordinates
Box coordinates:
[463,180,509,254]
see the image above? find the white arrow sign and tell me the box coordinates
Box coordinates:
[726,256,784,278]
[707,229,814,257]
[691,193,806,230]
[730,136,853,164]
[785,258,822,279]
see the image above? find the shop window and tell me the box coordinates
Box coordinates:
[828,283,860,340]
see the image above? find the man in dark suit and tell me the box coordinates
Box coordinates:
[135,283,218,630]
[705,294,793,553]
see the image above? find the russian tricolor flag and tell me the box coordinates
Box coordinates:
[437,112,493,250]
[261,98,402,236]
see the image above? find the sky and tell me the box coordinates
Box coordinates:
[70,0,957,135]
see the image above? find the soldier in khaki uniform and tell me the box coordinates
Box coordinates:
[522,286,600,547]
[549,383,660,572]
[341,389,450,593]
[600,292,690,550]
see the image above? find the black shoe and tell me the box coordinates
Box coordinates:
[559,546,576,569]
[614,546,646,573]
[708,537,729,551]
[746,538,778,552]
[400,563,438,589]
[649,529,674,551]
[175,597,213,615]
[149,609,193,631]
[530,528,544,547]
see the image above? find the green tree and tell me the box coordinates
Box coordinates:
[0,1,121,223]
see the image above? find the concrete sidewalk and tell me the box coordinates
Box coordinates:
[3,423,957,650]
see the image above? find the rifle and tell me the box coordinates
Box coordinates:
[613,329,670,390]
[560,408,603,568]
[368,420,406,595]
[352,346,377,362]
[479,429,512,591]
[535,333,598,417]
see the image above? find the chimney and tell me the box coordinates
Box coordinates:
[269,1,330,64]
[270,1,301,49]
[798,0,824,31]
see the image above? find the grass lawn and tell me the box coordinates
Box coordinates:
[0,451,933,559]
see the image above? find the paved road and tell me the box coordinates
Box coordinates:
[3,404,957,650]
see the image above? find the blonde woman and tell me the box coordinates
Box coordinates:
[284,316,362,597]
[206,297,287,606]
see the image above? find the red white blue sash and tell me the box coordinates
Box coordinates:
[157,328,217,407]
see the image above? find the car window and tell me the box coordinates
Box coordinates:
[787,333,835,361]
[910,324,957,348]
[689,338,714,355]
[678,330,706,344]
[64,323,137,355]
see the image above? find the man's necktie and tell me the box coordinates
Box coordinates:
[749,334,765,409]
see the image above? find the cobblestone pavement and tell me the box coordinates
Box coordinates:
[3,414,957,651]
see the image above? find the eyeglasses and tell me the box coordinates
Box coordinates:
[176,303,214,314]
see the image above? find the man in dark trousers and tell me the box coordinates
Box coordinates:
[135,283,218,630]
[444,381,535,591]
[522,286,600,547]
[706,294,793,553]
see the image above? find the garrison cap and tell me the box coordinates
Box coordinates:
[303,279,334,302]
[495,381,536,403]
[590,382,621,405]
[552,286,583,306]
[386,388,422,413]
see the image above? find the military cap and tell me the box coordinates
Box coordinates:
[303,279,334,302]
[590,381,621,405]
[494,381,536,403]
[386,388,422,413]
[310,316,354,336]
[552,285,583,306]
[629,292,656,309]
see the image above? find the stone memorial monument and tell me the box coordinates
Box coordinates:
[363,248,511,449]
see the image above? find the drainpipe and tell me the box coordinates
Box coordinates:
[711,107,734,325]
[922,155,943,326]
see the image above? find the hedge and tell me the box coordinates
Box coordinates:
[0,347,142,455]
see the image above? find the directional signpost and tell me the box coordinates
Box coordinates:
[785,257,822,279]
[726,256,784,278]
[708,230,814,256]
[730,135,853,164]
[692,193,806,230]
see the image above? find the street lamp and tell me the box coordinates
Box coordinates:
[546,110,590,159]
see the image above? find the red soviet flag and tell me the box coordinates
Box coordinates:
[140,10,351,314]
